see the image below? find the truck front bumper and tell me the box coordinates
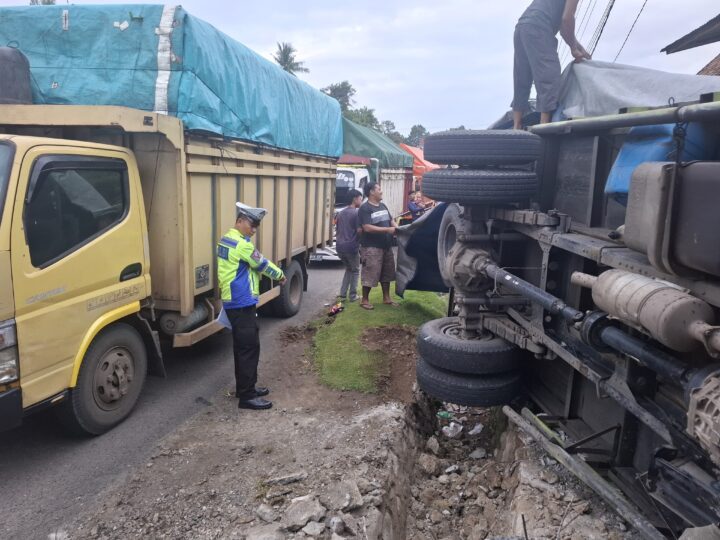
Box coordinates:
[0,387,22,431]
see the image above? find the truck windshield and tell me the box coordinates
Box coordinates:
[335,170,356,207]
[336,170,355,188]
[0,143,13,227]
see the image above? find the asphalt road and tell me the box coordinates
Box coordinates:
[0,262,343,540]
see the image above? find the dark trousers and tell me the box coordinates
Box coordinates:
[226,306,260,399]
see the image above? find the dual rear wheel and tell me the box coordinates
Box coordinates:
[416,129,541,406]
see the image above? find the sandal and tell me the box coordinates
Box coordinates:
[360,303,374,310]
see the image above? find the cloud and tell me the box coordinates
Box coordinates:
[1,0,717,134]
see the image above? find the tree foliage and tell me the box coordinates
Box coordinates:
[321,81,356,113]
[272,42,309,76]
[380,120,404,144]
[344,107,380,131]
[405,124,429,147]
[323,80,434,146]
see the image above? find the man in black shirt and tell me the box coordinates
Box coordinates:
[358,182,398,310]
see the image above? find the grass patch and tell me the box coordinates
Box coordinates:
[314,288,446,392]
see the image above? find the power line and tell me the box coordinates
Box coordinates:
[578,0,599,43]
[561,0,601,66]
[560,0,586,65]
[588,0,616,54]
[613,0,649,62]
[575,0,592,40]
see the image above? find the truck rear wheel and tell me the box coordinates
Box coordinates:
[416,357,523,407]
[438,204,470,287]
[424,129,541,166]
[417,317,523,375]
[269,260,304,318]
[423,169,538,205]
[58,323,147,435]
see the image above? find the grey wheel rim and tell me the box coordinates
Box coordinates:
[92,346,135,412]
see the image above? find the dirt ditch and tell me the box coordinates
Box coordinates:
[60,321,637,540]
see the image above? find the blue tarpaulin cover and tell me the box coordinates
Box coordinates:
[0,4,343,157]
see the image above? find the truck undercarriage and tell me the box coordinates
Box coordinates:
[400,99,720,538]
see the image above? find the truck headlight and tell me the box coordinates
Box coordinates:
[0,346,18,384]
[0,320,18,384]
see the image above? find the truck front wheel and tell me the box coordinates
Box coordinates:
[58,323,147,435]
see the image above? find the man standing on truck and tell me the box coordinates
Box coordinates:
[218,203,286,410]
[336,189,363,302]
[512,0,591,129]
[358,182,399,310]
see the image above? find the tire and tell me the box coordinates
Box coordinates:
[58,323,147,435]
[424,129,541,166]
[269,260,304,318]
[416,357,523,407]
[438,204,469,287]
[423,169,537,205]
[417,317,523,374]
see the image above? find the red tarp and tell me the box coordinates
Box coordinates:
[399,144,439,179]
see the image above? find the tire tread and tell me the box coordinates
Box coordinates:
[416,358,523,407]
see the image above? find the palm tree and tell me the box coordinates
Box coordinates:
[273,42,309,76]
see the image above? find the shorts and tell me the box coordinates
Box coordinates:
[360,246,396,287]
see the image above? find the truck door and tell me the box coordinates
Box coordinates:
[10,146,148,409]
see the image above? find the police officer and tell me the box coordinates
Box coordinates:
[217,202,285,410]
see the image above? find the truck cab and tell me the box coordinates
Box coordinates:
[335,166,370,207]
[0,134,151,433]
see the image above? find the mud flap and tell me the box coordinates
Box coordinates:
[135,314,166,377]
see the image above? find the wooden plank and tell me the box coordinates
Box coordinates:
[257,286,281,306]
[286,178,294,263]
[185,144,335,170]
[186,162,333,179]
[273,177,279,263]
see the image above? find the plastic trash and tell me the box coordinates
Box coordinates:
[468,423,484,436]
[441,422,463,438]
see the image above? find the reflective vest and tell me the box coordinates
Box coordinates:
[217,228,284,309]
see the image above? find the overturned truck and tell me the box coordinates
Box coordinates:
[401,99,720,538]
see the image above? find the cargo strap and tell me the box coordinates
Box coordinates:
[153,5,179,115]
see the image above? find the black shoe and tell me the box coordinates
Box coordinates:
[238,397,272,410]
[254,386,270,397]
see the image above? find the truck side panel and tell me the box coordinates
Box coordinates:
[183,136,335,309]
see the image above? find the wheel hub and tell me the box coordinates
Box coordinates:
[93,348,134,411]
[289,273,302,305]
[441,320,492,341]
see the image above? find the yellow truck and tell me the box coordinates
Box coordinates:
[0,105,335,434]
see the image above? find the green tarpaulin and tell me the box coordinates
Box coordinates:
[342,118,413,168]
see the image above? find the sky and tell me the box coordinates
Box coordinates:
[1,0,718,135]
